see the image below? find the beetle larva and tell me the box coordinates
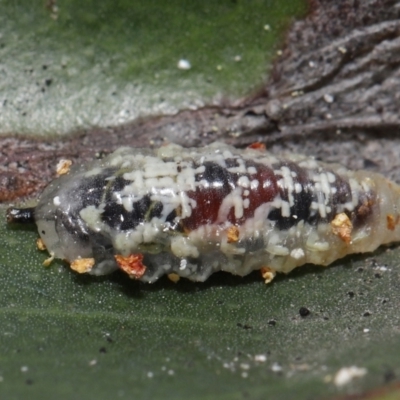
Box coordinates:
[6,142,400,283]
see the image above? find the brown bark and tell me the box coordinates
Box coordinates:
[2,0,400,203]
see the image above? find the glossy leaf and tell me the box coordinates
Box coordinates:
[2,1,400,399]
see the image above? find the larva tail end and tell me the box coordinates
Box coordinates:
[6,207,36,224]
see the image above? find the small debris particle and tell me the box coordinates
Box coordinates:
[254,354,267,362]
[53,196,61,206]
[234,55,242,62]
[167,369,175,376]
[338,46,347,54]
[20,366,29,373]
[299,307,311,317]
[240,363,250,370]
[237,323,252,330]
[271,362,283,373]
[56,159,72,176]
[147,371,154,378]
[323,93,334,103]
[105,334,113,343]
[177,59,191,70]
[363,311,371,317]
[216,65,223,71]
[241,372,248,378]
[309,60,316,68]
[363,328,370,333]
[89,359,97,366]
[267,319,277,326]
[263,24,271,31]
[333,366,367,387]
[276,49,283,56]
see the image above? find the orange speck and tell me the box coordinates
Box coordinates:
[260,266,276,284]
[114,253,146,279]
[331,213,353,244]
[247,142,266,151]
[36,238,47,251]
[226,225,240,243]
[386,214,400,231]
[56,159,72,176]
[167,273,180,283]
[70,258,95,273]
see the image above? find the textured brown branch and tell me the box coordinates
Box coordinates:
[2,0,400,203]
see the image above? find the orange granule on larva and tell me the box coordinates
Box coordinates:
[167,273,180,283]
[114,254,146,279]
[226,225,240,243]
[386,214,400,231]
[36,238,47,251]
[247,142,266,151]
[70,258,95,273]
[56,159,72,176]
[331,213,353,244]
[260,266,276,284]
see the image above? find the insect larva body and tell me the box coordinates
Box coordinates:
[7,142,400,283]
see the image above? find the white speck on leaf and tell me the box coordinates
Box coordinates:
[334,366,367,387]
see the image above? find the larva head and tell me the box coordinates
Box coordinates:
[33,171,95,263]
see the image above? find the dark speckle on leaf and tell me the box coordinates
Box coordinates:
[299,307,310,317]
[363,311,371,317]
[237,323,252,330]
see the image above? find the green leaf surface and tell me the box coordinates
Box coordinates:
[0,0,303,136]
[2,207,400,399]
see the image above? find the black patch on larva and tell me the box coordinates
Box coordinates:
[268,161,314,230]
[352,190,375,228]
[329,172,352,207]
[101,195,164,231]
[225,157,239,169]
[55,207,90,242]
[195,161,235,191]
[53,168,118,239]
[104,175,131,203]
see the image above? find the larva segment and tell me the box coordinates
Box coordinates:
[7,142,400,283]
